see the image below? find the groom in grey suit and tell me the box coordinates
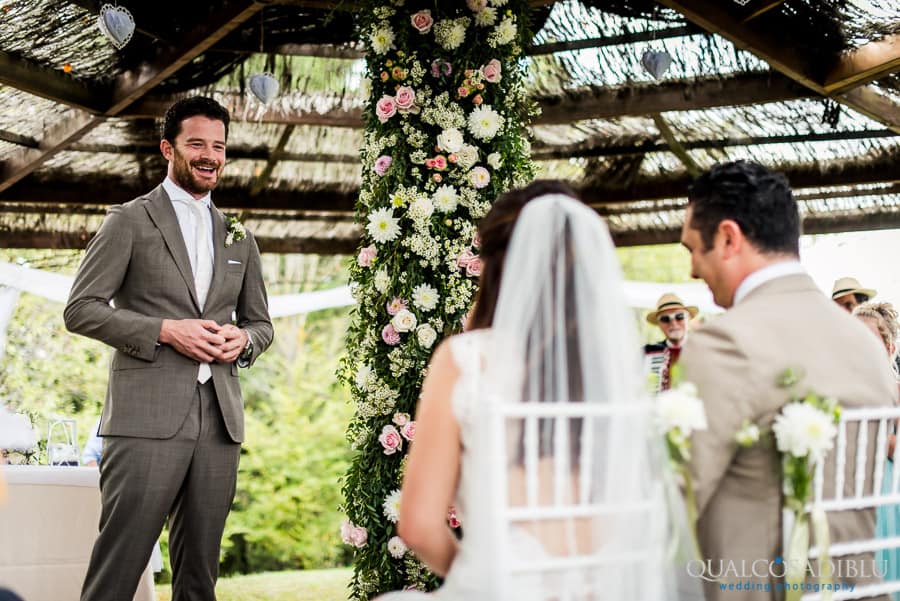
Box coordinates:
[680,161,895,600]
[65,97,273,601]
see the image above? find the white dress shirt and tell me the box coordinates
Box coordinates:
[162,177,214,277]
[733,259,806,305]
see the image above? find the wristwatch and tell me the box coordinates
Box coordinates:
[237,332,253,368]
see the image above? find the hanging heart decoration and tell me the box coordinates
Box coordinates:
[641,50,673,80]
[249,72,280,104]
[97,4,135,50]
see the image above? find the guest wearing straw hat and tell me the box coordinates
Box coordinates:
[832,276,877,312]
[643,292,698,391]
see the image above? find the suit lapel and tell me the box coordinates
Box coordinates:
[204,203,228,311]
[143,185,201,311]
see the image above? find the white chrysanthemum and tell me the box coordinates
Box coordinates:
[475,6,497,27]
[392,308,418,333]
[469,166,491,189]
[457,144,479,169]
[383,489,402,523]
[432,185,460,213]
[655,382,708,437]
[387,535,408,558]
[467,105,504,141]
[416,324,438,348]
[408,196,434,222]
[412,284,439,311]
[367,207,401,243]
[355,364,373,391]
[434,18,469,50]
[374,268,390,294]
[437,128,465,153]
[773,402,838,461]
[370,24,395,54]
[490,16,516,47]
[487,152,502,169]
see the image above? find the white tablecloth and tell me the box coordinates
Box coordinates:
[0,465,155,601]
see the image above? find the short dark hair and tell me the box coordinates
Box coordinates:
[687,160,800,255]
[161,97,230,144]
[469,179,581,330]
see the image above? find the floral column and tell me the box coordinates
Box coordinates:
[340,0,535,598]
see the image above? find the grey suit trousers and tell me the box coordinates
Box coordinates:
[81,382,241,601]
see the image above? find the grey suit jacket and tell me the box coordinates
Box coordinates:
[682,273,896,601]
[64,185,273,443]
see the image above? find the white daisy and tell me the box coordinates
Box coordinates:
[383,489,402,523]
[432,185,460,213]
[467,105,504,141]
[490,16,516,47]
[367,207,401,243]
[370,24,395,55]
[412,284,439,311]
[387,536,408,559]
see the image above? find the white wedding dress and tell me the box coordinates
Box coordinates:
[377,194,702,601]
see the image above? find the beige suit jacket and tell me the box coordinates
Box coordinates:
[64,185,274,442]
[682,273,896,601]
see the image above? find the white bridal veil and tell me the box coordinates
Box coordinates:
[467,194,700,600]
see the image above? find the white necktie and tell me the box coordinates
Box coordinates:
[187,201,213,383]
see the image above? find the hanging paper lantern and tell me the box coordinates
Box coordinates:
[249,73,279,104]
[97,4,135,50]
[641,49,673,80]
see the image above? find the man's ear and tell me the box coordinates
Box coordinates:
[717,219,743,258]
[160,139,173,162]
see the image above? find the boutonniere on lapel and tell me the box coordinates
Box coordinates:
[224,216,247,247]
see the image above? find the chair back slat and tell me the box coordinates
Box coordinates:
[835,420,847,500]
[525,415,538,507]
[872,418,889,495]
[854,418,869,498]
[578,418,594,505]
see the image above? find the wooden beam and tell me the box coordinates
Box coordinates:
[0,51,106,113]
[650,113,700,177]
[250,125,295,196]
[125,72,812,127]
[825,34,900,95]
[840,87,900,134]
[658,0,900,134]
[0,129,38,148]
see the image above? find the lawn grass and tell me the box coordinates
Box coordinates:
[155,568,351,601]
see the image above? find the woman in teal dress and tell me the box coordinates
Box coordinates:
[854,302,900,598]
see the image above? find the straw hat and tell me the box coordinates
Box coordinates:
[830,277,876,300]
[646,293,699,325]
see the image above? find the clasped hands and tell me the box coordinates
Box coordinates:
[159,319,248,364]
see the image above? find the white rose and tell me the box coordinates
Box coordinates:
[436,128,464,153]
[416,324,438,348]
[655,382,707,437]
[457,144,479,169]
[487,152,502,169]
[392,308,418,333]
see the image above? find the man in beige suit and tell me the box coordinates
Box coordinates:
[680,161,895,600]
[65,97,273,601]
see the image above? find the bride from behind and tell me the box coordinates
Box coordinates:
[378,180,696,601]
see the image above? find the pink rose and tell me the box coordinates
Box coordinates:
[349,526,368,548]
[386,297,407,316]
[466,256,482,277]
[376,95,397,123]
[431,60,452,78]
[472,94,483,106]
[393,412,410,426]
[448,153,459,163]
[395,86,416,111]
[400,421,416,441]
[457,249,475,269]
[382,323,401,345]
[433,155,447,171]
[357,244,377,267]
[467,0,487,11]
[481,59,502,83]
[425,158,436,169]
[379,425,403,455]
[457,86,470,98]
[374,155,392,176]
[340,520,353,544]
[411,9,433,34]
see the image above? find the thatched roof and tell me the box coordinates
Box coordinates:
[0,0,898,253]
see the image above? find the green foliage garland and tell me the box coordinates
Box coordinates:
[340,1,536,598]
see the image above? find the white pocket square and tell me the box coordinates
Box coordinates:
[227,259,242,265]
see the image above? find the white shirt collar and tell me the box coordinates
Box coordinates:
[162,176,211,208]
[733,260,805,305]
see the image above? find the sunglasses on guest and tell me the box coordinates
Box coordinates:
[658,312,687,324]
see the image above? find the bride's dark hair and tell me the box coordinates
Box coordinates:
[468,180,581,330]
